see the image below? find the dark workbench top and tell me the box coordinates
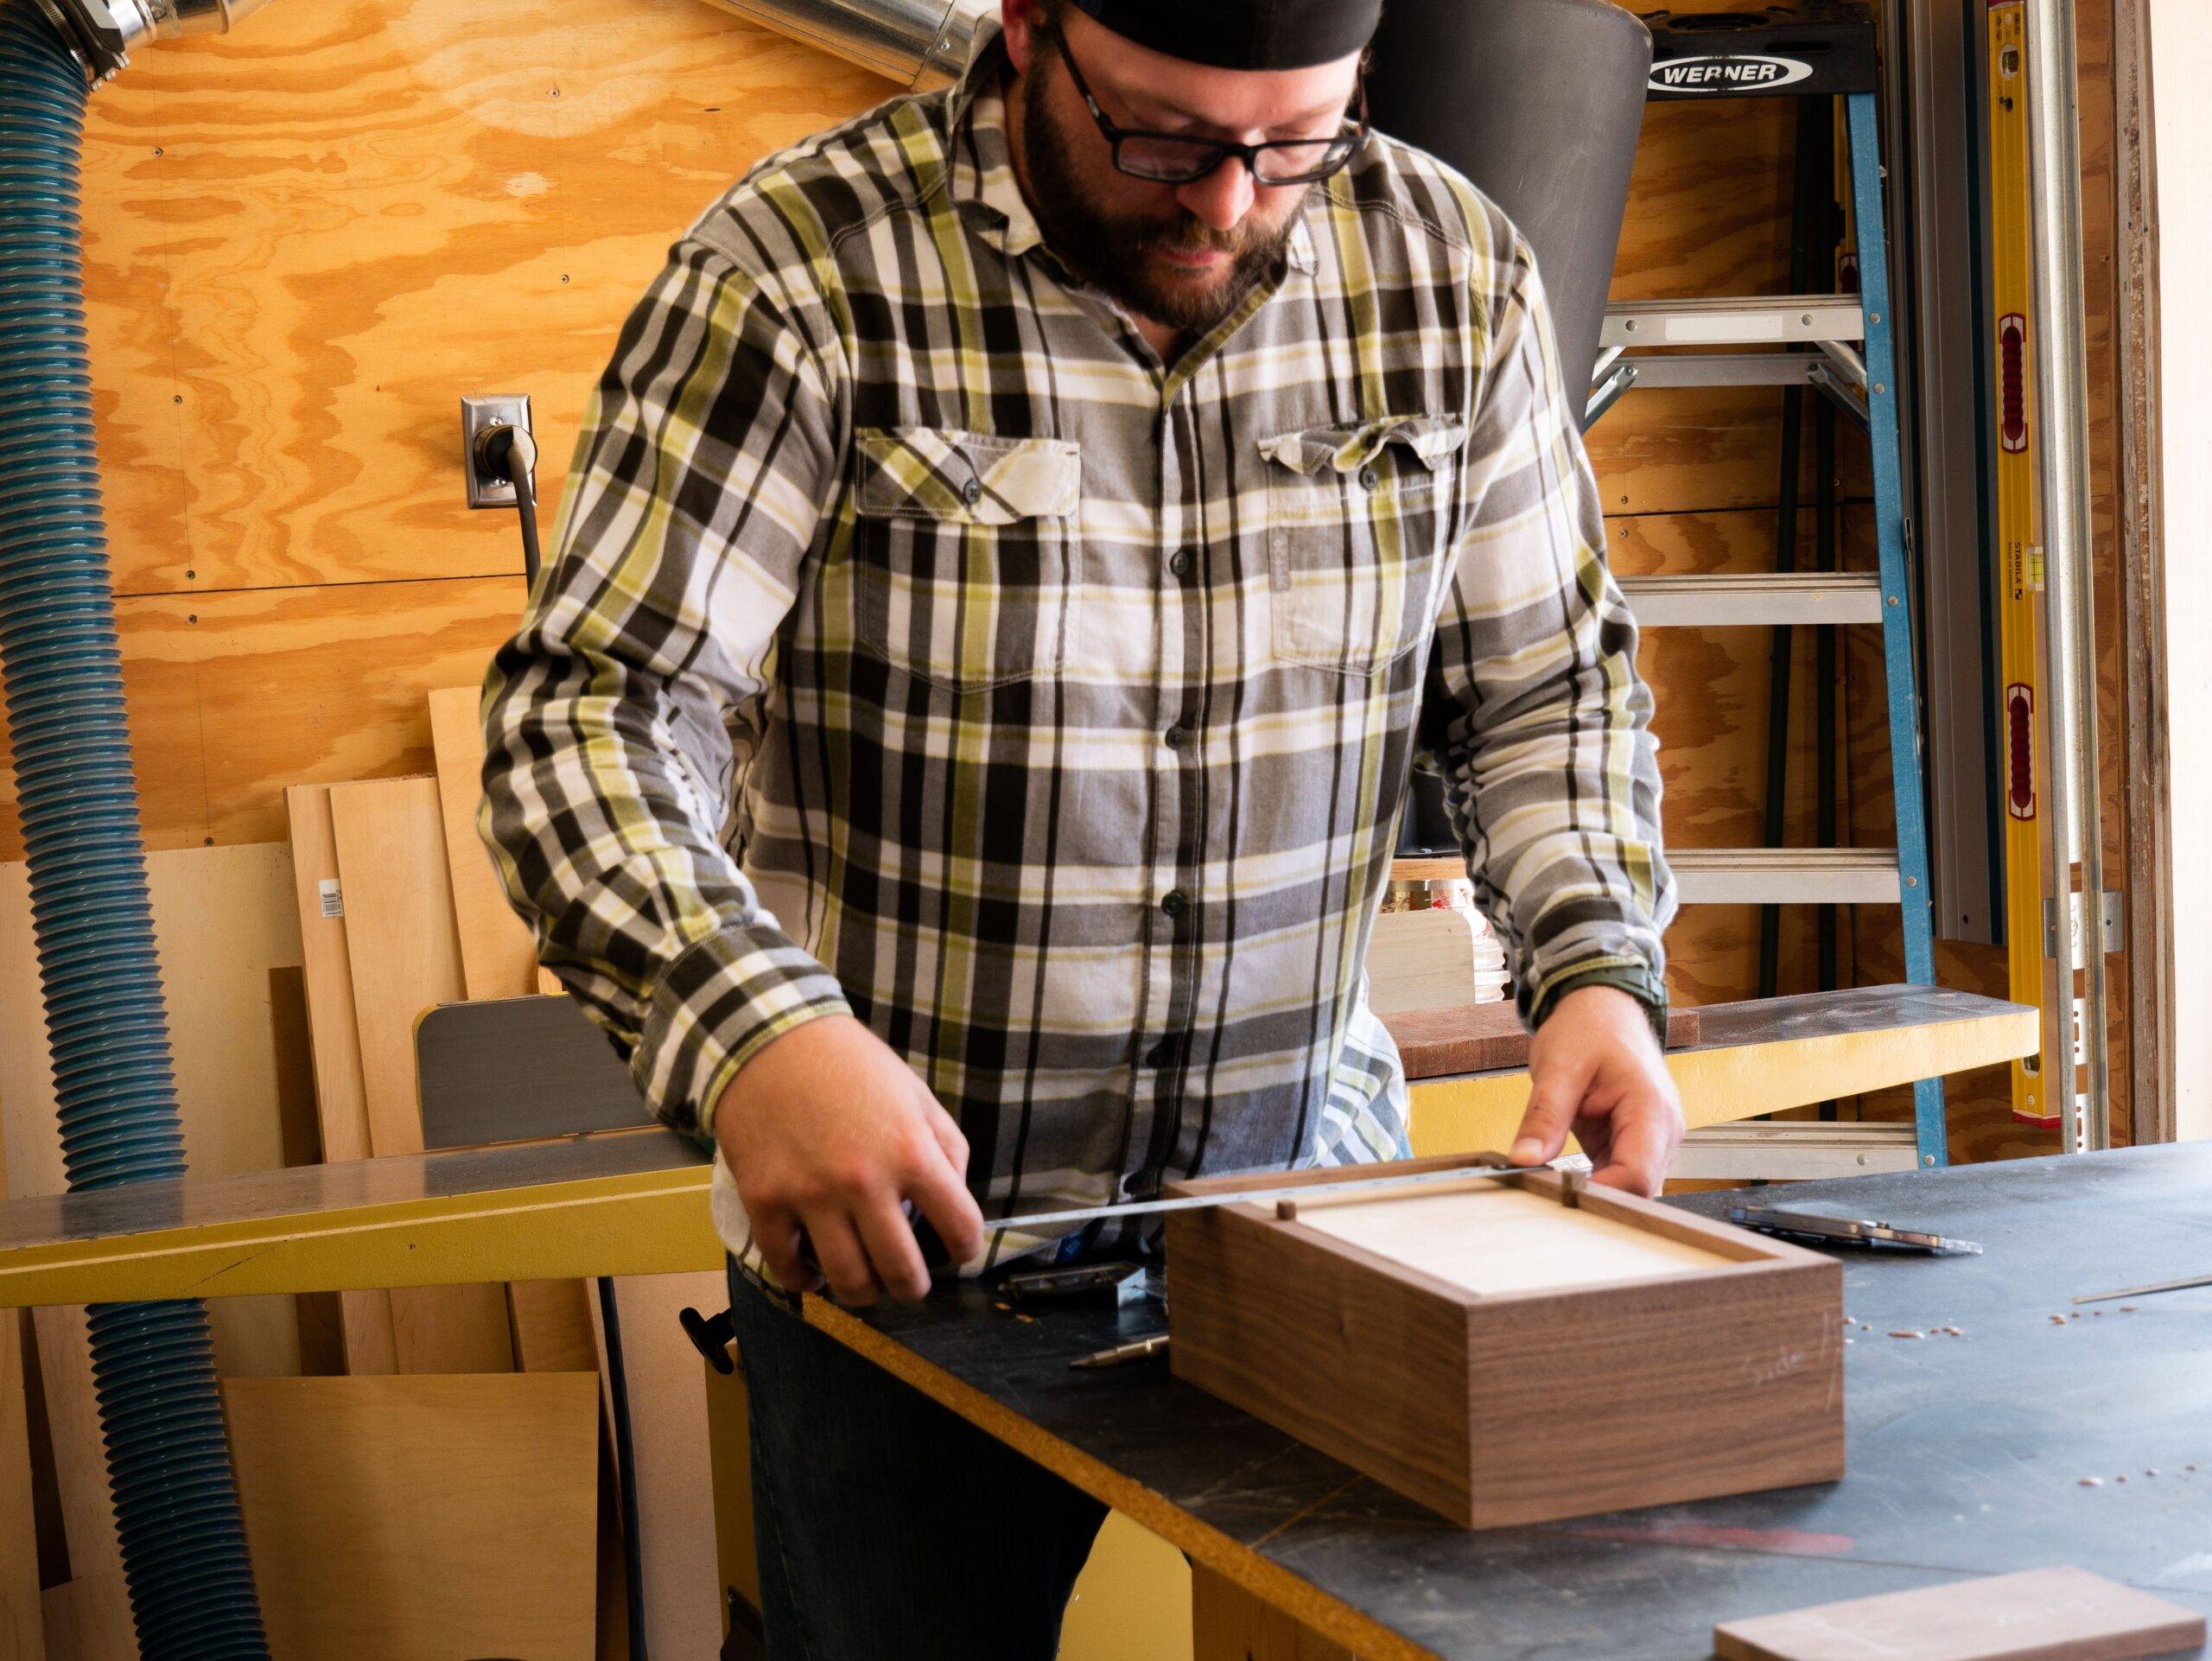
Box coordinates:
[823,1143,2212,1660]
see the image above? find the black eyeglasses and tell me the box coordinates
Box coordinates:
[1049,28,1370,188]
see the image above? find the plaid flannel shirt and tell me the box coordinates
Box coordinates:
[480,20,1674,1262]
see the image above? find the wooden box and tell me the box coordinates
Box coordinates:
[1164,1154,1844,1529]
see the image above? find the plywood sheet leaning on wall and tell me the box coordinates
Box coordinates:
[39,1571,130,1661]
[425,687,596,1370]
[426,685,538,1002]
[0,843,335,1660]
[326,779,512,1374]
[591,1273,729,1660]
[0,847,315,1371]
[283,786,400,1377]
[225,1372,599,1661]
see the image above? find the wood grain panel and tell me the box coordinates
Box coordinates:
[426,686,538,1002]
[78,0,888,598]
[225,1372,598,1661]
[1611,90,1795,303]
[0,579,528,862]
[1713,1566,2205,1661]
[38,1570,131,1661]
[327,779,513,1374]
[1588,390,1846,519]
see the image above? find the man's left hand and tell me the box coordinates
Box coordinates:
[1509,984,1685,1196]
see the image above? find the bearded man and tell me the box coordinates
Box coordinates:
[482,1,1681,1652]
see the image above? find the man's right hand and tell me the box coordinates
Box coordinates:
[712,1015,985,1306]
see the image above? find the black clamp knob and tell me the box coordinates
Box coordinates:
[679,1305,736,1375]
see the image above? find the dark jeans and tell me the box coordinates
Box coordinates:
[725,1259,1109,1661]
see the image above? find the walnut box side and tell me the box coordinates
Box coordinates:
[1162,1157,1844,1528]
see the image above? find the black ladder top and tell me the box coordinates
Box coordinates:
[1640,3,1878,101]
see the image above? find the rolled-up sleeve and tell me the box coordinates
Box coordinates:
[1428,229,1677,1025]
[479,231,850,1143]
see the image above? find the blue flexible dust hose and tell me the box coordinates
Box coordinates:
[0,3,270,1653]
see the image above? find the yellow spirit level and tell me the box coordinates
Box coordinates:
[1988,0,2062,1130]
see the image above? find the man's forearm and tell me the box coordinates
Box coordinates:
[1531,961,1668,1043]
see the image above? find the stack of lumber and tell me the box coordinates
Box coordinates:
[1378,861,1512,1012]
[1369,903,1510,1015]
[0,796,607,1655]
[285,687,724,1658]
[0,843,332,1657]
[283,686,594,1377]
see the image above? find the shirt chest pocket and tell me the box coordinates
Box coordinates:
[850,428,1083,693]
[1261,414,1467,675]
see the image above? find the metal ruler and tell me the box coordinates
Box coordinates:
[983,1158,1567,1239]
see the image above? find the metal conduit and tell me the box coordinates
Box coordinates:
[694,0,993,87]
[2023,0,2110,1153]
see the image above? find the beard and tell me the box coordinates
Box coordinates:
[1015,61,1300,334]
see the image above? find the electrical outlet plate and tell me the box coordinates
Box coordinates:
[461,394,534,509]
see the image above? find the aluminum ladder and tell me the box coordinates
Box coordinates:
[1593,5,1947,1177]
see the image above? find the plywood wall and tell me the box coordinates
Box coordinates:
[29,0,891,857]
[35,0,2122,1162]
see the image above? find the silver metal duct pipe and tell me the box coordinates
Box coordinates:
[30,0,276,85]
[2023,0,2109,1154]
[696,0,994,89]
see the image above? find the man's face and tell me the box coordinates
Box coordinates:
[1007,7,1362,334]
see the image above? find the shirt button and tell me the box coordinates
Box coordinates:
[1358,464,1381,491]
[1160,890,1188,918]
[1164,725,1189,752]
[962,478,983,506]
[1168,549,1193,578]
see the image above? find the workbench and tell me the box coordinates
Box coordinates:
[0,980,2100,1660]
[810,1144,2212,1660]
